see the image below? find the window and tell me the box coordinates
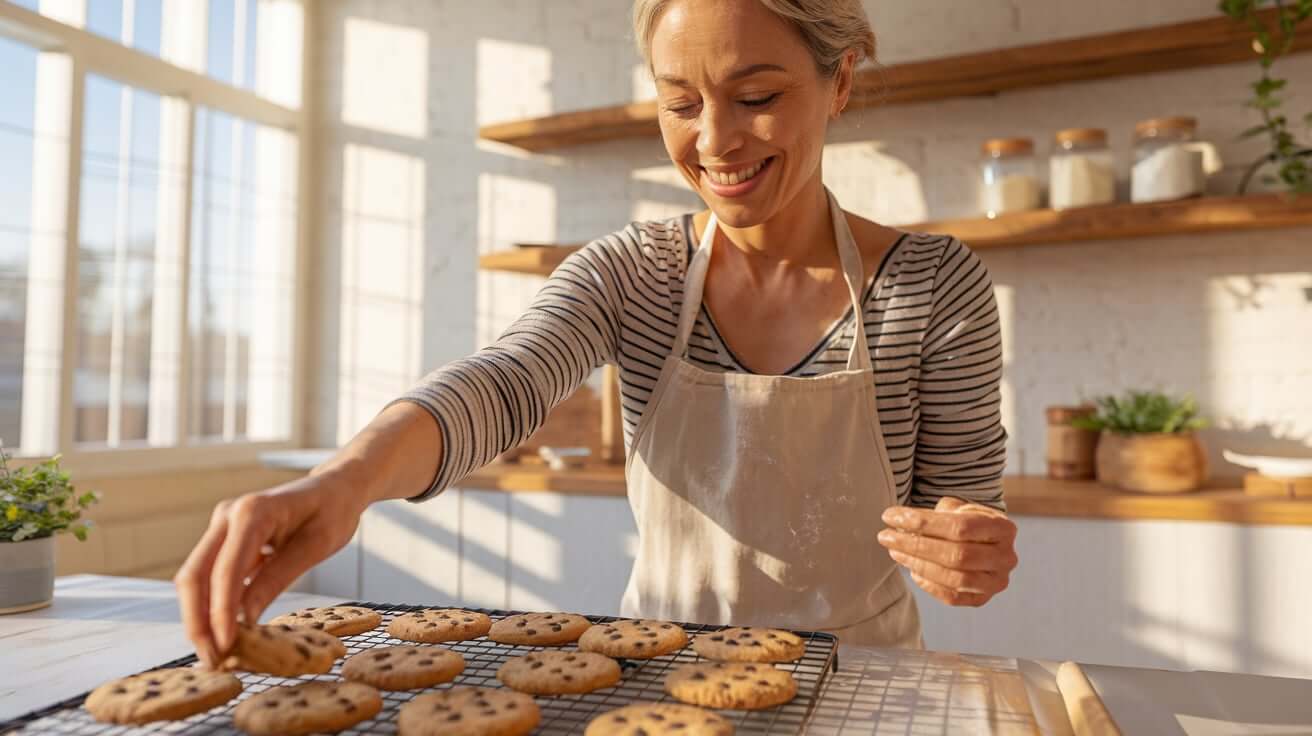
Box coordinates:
[75,75,163,446]
[0,35,39,449]
[0,0,306,467]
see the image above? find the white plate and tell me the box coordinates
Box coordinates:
[1222,450,1312,479]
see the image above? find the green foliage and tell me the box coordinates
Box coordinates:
[1072,391,1209,435]
[0,444,99,543]
[1220,0,1312,194]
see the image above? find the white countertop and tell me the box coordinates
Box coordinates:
[5,576,1311,734]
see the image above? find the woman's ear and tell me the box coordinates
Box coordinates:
[830,50,857,120]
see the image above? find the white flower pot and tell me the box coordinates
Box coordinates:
[0,536,55,614]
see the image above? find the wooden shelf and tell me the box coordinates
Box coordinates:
[477,194,1312,276]
[481,10,1309,152]
[459,465,1312,526]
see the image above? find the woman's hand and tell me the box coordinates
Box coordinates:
[173,472,369,667]
[876,496,1018,607]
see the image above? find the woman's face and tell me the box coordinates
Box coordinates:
[650,0,849,228]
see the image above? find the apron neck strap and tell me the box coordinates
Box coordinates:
[672,188,872,372]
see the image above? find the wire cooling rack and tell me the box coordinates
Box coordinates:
[3,602,838,735]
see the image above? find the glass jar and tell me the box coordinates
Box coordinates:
[1131,116,1206,203]
[1049,128,1116,210]
[980,138,1041,218]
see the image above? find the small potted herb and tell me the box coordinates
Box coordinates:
[1074,391,1210,493]
[0,445,99,613]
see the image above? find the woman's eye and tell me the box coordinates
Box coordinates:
[665,103,699,116]
[740,93,779,107]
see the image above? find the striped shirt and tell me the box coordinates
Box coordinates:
[398,213,1007,509]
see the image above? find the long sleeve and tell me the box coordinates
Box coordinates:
[910,240,1008,510]
[393,237,627,501]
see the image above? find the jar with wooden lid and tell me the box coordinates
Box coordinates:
[1050,128,1116,210]
[1046,405,1098,480]
[1131,116,1206,203]
[980,138,1041,218]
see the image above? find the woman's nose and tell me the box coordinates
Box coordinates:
[696,101,744,159]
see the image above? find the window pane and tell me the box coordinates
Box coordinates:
[0,37,39,449]
[207,0,258,90]
[190,107,297,442]
[75,75,164,446]
[85,0,164,57]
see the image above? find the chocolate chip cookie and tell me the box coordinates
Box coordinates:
[398,686,540,736]
[268,606,381,637]
[85,667,242,724]
[692,627,806,663]
[496,650,621,694]
[585,703,735,735]
[664,662,797,710]
[222,623,346,676]
[387,608,492,643]
[233,681,381,736]
[488,612,591,646]
[579,619,688,659]
[341,644,465,690]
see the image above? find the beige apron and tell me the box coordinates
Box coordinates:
[620,189,923,648]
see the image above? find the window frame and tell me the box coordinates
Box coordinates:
[0,0,314,476]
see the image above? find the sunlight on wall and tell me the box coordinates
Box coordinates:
[476,173,557,346]
[476,38,551,128]
[630,162,696,223]
[822,141,929,226]
[337,143,425,444]
[342,17,428,139]
[1205,272,1312,453]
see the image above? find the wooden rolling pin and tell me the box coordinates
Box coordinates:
[1057,661,1122,736]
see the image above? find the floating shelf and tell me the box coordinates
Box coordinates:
[477,194,1312,277]
[480,10,1310,152]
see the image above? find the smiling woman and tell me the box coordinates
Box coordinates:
[175,0,1015,662]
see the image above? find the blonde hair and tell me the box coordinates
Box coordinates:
[633,0,876,77]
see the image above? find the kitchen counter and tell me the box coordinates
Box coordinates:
[0,575,1042,734]
[260,449,1312,526]
[7,576,1312,734]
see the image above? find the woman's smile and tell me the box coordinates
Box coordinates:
[700,156,776,197]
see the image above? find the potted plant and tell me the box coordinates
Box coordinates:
[1074,391,1210,493]
[0,445,99,614]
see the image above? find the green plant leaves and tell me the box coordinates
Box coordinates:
[1227,0,1312,194]
[1071,391,1208,434]
[0,445,99,543]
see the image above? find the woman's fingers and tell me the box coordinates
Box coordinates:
[910,570,991,607]
[881,505,1016,543]
[877,528,1017,573]
[241,527,327,625]
[173,502,232,667]
[208,495,277,655]
[888,549,1008,595]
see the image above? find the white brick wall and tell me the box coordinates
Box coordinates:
[312,0,1312,476]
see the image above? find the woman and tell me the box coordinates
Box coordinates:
[176,0,1019,665]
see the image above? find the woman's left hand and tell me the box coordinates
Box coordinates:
[876,496,1018,607]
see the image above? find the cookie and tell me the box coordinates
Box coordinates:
[341,644,465,690]
[496,650,621,695]
[579,619,688,659]
[488,612,590,646]
[222,623,346,676]
[387,608,492,643]
[664,662,797,710]
[692,627,806,663]
[585,703,735,736]
[85,667,242,724]
[398,686,540,736]
[233,681,381,736]
[268,606,382,637]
